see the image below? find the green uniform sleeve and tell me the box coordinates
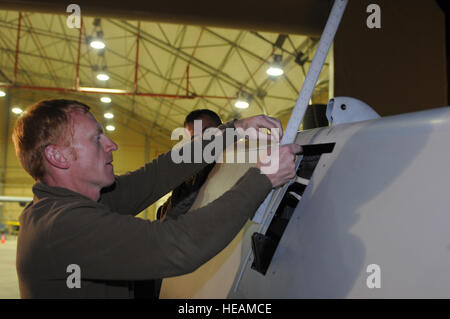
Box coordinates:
[99,121,237,216]
[48,167,272,280]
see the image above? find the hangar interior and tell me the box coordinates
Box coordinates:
[0,0,448,298]
[0,7,331,224]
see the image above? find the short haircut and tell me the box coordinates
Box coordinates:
[184,109,222,127]
[12,99,90,181]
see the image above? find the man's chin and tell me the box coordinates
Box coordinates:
[102,175,116,188]
[107,175,116,185]
[100,179,116,193]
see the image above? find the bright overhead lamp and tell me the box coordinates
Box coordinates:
[90,40,105,49]
[104,112,114,119]
[100,96,111,103]
[0,90,6,97]
[96,73,110,81]
[12,107,23,114]
[105,124,115,131]
[234,91,251,109]
[80,87,125,94]
[266,66,284,76]
[235,100,249,109]
[266,54,284,77]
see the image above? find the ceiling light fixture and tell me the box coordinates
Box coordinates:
[235,100,249,109]
[266,54,284,77]
[100,96,111,103]
[90,40,105,50]
[0,90,6,97]
[12,107,23,114]
[235,91,251,109]
[104,112,114,119]
[80,87,126,94]
[96,73,110,81]
[105,125,115,131]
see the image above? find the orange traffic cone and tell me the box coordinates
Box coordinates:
[1,233,5,244]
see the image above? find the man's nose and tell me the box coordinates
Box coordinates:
[104,136,118,152]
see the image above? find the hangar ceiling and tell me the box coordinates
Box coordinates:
[0,6,332,149]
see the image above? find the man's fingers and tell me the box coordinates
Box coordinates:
[259,143,301,188]
[269,124,281,142]
[261,116,282,130]
[281,143,302,155]
[236,115,307,145]
[236,115,284,141]
[288,143,303,155]
[260,116,283,138]
[253,115,283,142]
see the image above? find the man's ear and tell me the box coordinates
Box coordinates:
[44,145,70,169]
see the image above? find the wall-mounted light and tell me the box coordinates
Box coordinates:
[266,54,284,77]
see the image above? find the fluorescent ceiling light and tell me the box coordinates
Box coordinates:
[235,100,249,109]
[90,40,105,49]
[266,66,284,76]
[267,54,284,77]
[12,107,23,114]
[235,91,251,109]
[79,87,126,94]
[100,96,112,103]
[104,112,114,119]
[96,73,110,81]
[105,125,115,131]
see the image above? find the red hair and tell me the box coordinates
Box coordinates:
[12,99,90,181]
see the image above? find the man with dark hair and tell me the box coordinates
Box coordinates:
[157,109,222,221]
[184,109,222,129]
[12,99,301,298]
